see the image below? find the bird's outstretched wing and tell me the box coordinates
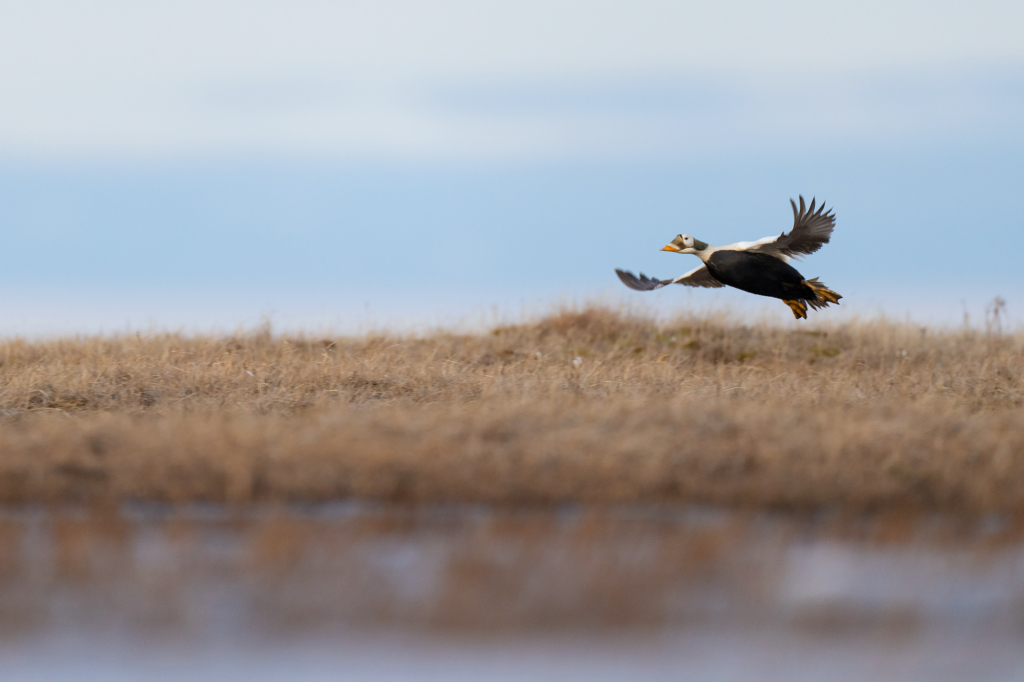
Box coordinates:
[615,266,724,291]
[747,195,835,259]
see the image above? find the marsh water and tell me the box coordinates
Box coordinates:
[0,503,1023,680]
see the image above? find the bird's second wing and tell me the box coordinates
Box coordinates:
[615,266,724,291]
[748,195,835,259]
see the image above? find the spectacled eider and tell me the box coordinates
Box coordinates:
[615,196,841,319]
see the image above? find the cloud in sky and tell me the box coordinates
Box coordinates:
[1,0,1022,161]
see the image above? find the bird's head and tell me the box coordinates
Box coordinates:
[661,234,708,255]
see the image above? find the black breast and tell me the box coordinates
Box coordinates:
[705,250,810,300]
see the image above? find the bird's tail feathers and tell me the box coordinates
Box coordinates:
[803,278,842,309]
[783,279,842,319]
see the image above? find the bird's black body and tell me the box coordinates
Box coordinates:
[704,251,814,301]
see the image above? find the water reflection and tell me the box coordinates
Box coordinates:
[0,504,1022,680]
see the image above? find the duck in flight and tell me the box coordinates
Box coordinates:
[615,196,841,319]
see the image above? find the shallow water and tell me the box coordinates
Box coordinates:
[0,503,1022,680]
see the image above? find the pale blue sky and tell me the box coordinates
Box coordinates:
[0,1,1021,333]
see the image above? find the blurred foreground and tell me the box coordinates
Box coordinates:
[1,504,1023,681]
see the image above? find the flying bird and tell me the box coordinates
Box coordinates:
[615,196,841,319]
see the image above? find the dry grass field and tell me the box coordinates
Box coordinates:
[0,304,1022,511]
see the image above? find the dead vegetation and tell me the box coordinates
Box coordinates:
[0,305,1023,510]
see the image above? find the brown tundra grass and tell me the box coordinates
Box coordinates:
[1,304,1023,510]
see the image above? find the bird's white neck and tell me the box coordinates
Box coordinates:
[694,246,716,263]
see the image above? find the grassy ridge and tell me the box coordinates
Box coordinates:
[1,306,1022,509]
